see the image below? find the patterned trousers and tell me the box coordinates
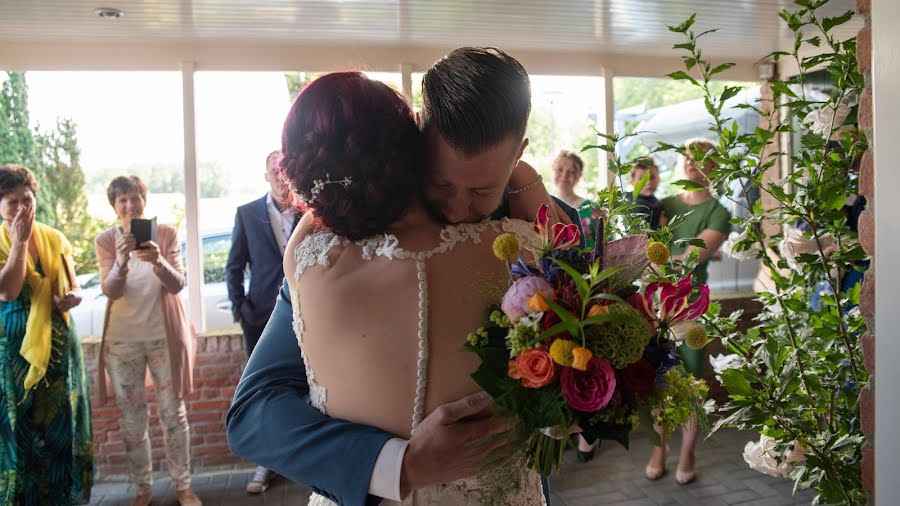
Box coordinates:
[104,338,191,492]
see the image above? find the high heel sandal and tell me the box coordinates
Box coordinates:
[645,445,669,480]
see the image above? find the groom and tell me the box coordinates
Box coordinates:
[227,47,581,505]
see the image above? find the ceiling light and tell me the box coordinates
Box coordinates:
[94,7,124,19]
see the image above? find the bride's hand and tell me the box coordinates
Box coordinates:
[508,160,572,225]
[399,391,516,497]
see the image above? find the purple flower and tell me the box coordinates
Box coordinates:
[501,276,555,324]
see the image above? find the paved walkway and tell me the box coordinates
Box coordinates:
[88,430,814,505]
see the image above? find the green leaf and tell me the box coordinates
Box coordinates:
[551,259,590,301]
[771,81,798,99]
[720,369,754,398]
[590,264,628,286]
[822,11,854,33]
[544,298,582,332]
[667,14,696,34]
[709,62,735,76]
[537,321,573,341]
[632,170,650,201]
[671,179,707,192]
[667,71,699,87]
[588,293,626,305]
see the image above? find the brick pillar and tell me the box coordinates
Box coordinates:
[855,0,876,501]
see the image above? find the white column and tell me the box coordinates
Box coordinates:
[873,0,900,501]
[181,61,205,333]
[400,63,414,105]
[596,69,616,187]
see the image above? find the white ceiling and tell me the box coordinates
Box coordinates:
[0,0,861,74]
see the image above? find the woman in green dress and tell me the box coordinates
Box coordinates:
[552,150,599,248]
[645,139,731,485]
[0,164,93,505]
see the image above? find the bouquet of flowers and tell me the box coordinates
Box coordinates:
[466,203,712,475]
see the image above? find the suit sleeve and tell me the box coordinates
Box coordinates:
[226,279,392,506]
[225,209,249,322]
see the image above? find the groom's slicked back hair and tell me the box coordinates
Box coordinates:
[421,47,531,157]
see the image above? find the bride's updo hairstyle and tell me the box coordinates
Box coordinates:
[280,72,425,241]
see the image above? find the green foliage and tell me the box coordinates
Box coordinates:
[668,3,868,503]
[1,72,110,274]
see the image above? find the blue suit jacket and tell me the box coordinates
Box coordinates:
[225,195,298,326]
[226,197,579,505]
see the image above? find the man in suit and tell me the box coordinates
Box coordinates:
[225,149,298,493]
[227,48,578,505]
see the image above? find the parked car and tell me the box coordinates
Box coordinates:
[71,230,244,337]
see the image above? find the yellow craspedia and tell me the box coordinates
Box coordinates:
[549,339,577,367]
[493,232,521,261]
[683,323,709,350]
[646,241,670,265]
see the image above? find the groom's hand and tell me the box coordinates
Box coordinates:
[399,391,514,497]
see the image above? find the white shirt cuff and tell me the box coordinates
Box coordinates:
[368,437,409,501]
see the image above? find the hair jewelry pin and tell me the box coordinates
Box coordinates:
[309,173,353,201]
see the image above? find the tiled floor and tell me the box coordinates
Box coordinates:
[88,429,815,505]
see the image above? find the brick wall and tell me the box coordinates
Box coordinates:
[855,0,876,500]
[84,332,248,479]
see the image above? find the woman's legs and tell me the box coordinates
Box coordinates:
[105,341,154,495]
[645,424,668,480]
[145,339,192,492]
[677,416,699,484]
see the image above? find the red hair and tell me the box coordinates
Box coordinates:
[280,72,425,240]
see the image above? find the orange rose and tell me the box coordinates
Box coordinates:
[516,348,557,388]
[507,360,522,380]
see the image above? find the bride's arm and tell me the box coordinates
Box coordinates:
[508,160,572,226]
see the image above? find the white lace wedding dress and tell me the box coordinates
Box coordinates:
[291,219,546,506]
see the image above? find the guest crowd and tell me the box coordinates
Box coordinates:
[0,133,739,505]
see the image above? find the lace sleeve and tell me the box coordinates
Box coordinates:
[500,218,542,254]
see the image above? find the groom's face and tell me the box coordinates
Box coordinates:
[423,128,525,224]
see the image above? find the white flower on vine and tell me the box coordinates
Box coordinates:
[709,353,746,374]
[803,95,855,141]
[743,435,806,478]
[723,230,761,261]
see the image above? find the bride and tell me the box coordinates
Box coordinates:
[280,71,558,505]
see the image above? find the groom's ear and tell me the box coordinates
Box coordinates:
[514,137,530,163]
[415,111,422,127]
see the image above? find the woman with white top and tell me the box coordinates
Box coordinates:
[94,176,201,506]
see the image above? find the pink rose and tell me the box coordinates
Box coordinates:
[502,276,555,323]
[561,357,616,412]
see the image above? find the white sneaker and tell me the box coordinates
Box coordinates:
[246,466,272,494]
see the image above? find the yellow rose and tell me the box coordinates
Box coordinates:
[571,347,593,371]
[587,304,609,318]
[527,292,550,313]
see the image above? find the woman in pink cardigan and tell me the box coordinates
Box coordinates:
[94,176,200,506]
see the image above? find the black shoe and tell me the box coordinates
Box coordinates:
[576,447,595,462]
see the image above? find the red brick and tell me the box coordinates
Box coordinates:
[219,386,237,399]
[859,150,874,199]
[861,331,875,375]
[860,270,875,318]
[204,433,227,445]
[193,444,229,457]
[857,26,871,76]
[860,384,875,437]
[858,210,875,255]
[859,88,873,132]
[103,441,126,454]
[190,400,231,412]
[196,454,242,467]
[191,422,223,434]
[857,0,871,15]
[862,444,875,496]
[188,410,226,423]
